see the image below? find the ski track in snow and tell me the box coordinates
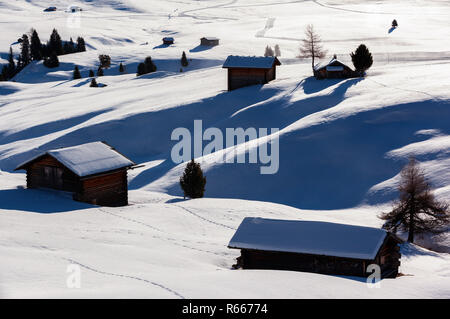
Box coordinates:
[172,204,237,231]
[312,0,392,15]
[64,258,186,299]
[96,207,232,256]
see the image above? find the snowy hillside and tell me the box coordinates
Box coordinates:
[0,0,449,298]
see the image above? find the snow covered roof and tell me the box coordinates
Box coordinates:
[15,142,135,177]
[223,56,281,69]
[314,57,351,71]
[228,217,388,260]
[201,37,219,41]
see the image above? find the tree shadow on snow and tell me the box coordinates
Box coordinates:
[388,26,396,34]
[0,188,92,213]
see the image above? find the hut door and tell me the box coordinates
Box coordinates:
[43,166,63,189]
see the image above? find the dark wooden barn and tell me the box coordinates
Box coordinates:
[200,37,219,46]
[15,141,136,207]
[162,37,174,45]
[314,56,355,79]
[228,217,401,279]
[222,56,281,91]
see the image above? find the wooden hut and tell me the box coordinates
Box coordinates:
[162,37,174,45]
[314,55,354,79]
[222,56,281,91]
[15,141,136,207]
[228,217,401,278]
[200,37,219,46]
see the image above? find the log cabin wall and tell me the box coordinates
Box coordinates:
[75,170,128,207]
[26,155,80,192]
[228,68,271,91]
[238,235,400,278]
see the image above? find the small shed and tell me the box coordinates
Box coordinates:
[228,217,401,278]
[44,7,57,12]
[222,56,281,91]
[15,141,136,207]
[314,55,354,79]
[162,37,174,45]
[200,37,219,46]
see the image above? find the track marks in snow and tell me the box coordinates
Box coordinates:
[96,207,232,257]
[256,17,276,38]
[98,207,164,233]
[172,204,237,231]
[64,258,185,299]
[312,0,391,15]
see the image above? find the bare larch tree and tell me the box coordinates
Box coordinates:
[298,24,327,72]
[380,157,449,243]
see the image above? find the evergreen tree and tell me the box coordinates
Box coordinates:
[181,51,188,67]
[380,158,449,243]
[274,44,281,57]
[63,38,76,55]
[350,44,373,76]
[30,29,42,61]
[1,65,7,81]
[48,29,63,55]
[180,159,207,199]
[99,54,111,68]
[18,34,31,69]
[97,67,104,76]
[7,47,16,79]
[90,78,98,87]
[137,62,146,76]
[144,56,157,73]
[43,52,59,68]
[392,19,398,27]
[73,65,81,79]
[76,37,86,52]
[264,45,274,57]
[89,69,94,77]
[119,62,125,73]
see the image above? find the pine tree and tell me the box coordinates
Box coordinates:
[99,54,111,68]
[392,19,398,27]
[298,24,327,72]
[97,67,104,76]
[274,44,281,57]
[89,70,95,77]
[30,29,42,61]
[181,51,188,67]
[76,37,86,52]
[180,159,207,199]
[48,29,63,55]
[144,56,157,73]
[18,34,31,69]
[264,45,274,57]
[137,62,146,76]
[43,52,59,68]
[119,62,125,73]
[7,47,16,78]
[350,44,373,76]
[0,65,8,81]
[90,78,98,87]
[73,66,81,79]
[380,158,449,243]
[63,38,76,55]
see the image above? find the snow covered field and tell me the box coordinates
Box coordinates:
[0,0,449,298]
